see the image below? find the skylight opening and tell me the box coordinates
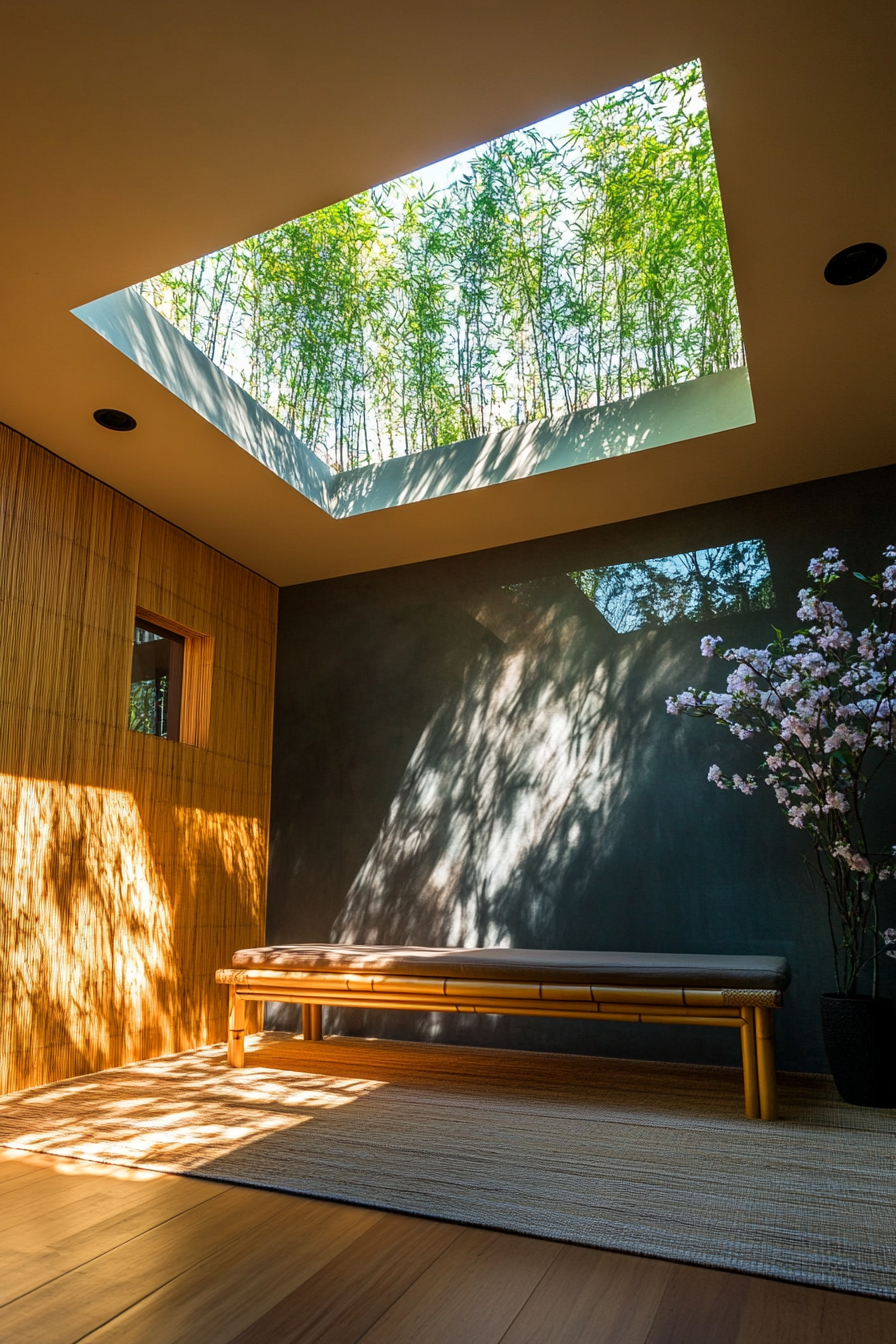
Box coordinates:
[137,58,743,473]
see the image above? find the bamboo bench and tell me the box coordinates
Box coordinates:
[216,944,790,1120]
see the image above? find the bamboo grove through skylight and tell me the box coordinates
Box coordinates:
[138,60,743,472]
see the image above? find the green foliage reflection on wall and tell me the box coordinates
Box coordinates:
[139,60,742,470]
[128,676,168,736]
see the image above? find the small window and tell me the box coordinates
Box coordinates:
[129,618,185,739]
[127,607,214,747]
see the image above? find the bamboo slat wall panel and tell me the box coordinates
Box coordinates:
[0,424,277,1094]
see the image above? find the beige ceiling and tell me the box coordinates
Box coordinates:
[1,0,893,585]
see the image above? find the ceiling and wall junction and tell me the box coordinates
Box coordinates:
[1,0,892,584]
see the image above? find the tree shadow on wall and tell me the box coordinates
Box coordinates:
[268,586,490,948]
[0,776,179,1092]
[321,575,706,1043]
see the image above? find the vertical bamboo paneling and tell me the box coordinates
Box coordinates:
[0,423,276,1094]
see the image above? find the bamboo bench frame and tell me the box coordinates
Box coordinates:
[216,966,782,1120]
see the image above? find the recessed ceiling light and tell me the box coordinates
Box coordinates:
[93,407,137,431]
[824,242,887,286]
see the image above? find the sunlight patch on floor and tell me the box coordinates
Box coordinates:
[0,1042,386,1169]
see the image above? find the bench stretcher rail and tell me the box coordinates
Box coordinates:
[215,965,783,1120]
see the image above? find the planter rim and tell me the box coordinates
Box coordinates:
[820,992,892,1001]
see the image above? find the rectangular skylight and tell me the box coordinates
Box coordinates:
[138,58,743,472]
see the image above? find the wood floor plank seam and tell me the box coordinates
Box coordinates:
[0,1176,233,1311]
[0,1165,210,1244]
[223,1215,468,1344]
[1,1153,894,1344]
[0,1186,297,1343]
[348,1224,522,1344]
[69,1245,240,1344]
[352,1227,564,1344]
[488,1247,571,1344]
[0,1180,232,1315]
[74,1197,385,1343]
[496,1245,670,1344]
[4,1036,892,1299]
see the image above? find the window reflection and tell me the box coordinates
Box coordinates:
[129,619,185,739]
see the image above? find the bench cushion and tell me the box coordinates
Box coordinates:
[231,944,790,992]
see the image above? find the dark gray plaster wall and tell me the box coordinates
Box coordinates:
[267,463,896,1072]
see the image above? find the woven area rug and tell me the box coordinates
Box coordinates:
[2,1032,894,1299]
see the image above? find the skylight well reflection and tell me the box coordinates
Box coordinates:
[138,59,743,472]
[570,539,774,633]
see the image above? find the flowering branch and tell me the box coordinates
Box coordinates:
[667,546,896,996]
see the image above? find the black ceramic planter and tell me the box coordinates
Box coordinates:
[820,994,896,1107]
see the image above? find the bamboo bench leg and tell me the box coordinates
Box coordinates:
[739,1008,760,1119]
[228,985,246,1067]
[302,1002,323,1041]
[755,1006,778,1120]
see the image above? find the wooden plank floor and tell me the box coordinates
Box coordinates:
[0,1147,892,1343]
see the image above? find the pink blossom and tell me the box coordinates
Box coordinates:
[669,542,895,973]
[666,691,697,714]
[823,790,849,813]
[833,843,871,873]
[818,627,852,651]
[780,715,813,747]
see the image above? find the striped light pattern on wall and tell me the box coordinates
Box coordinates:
[0,424,276,1094]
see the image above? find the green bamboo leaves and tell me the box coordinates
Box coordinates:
[140,60,742,470]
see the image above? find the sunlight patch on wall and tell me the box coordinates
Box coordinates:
[332,593,640,949]
[569,539,774,633]
[174,805,267,925]
[0,775,176,1091]
[0,777,269,1094]
[137,58,743,473]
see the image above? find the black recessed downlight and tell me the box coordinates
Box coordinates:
[93,407,137,431]
[824,242,887,286]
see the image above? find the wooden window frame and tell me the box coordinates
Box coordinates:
[133,606,214,748]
